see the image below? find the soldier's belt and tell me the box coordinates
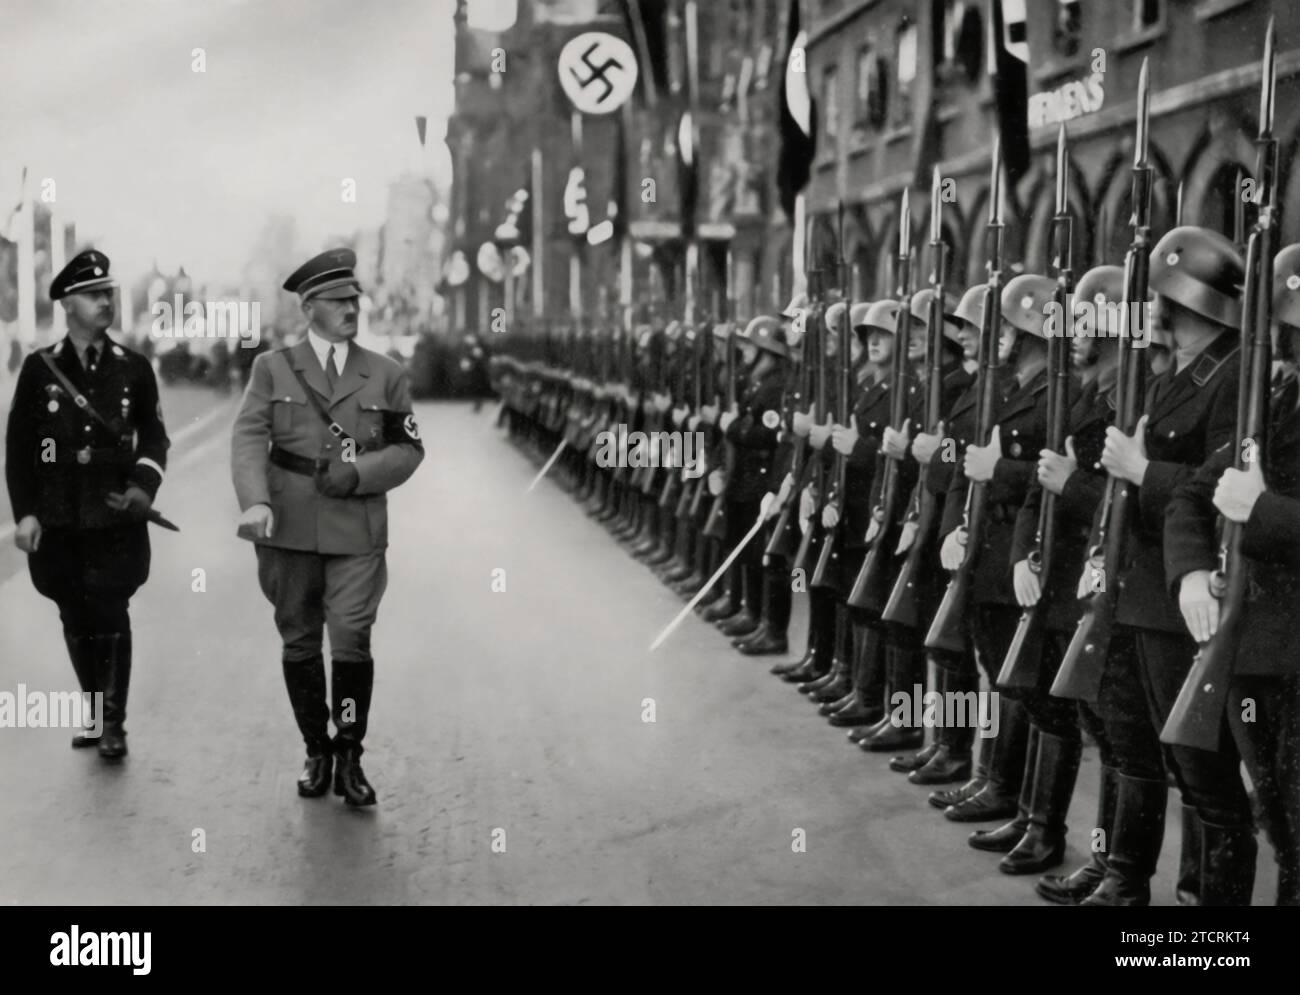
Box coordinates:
[53,445,133,466]
[270,446,327,477]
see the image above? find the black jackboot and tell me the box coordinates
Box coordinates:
[802,605,850,695]
[64,632,100,749]
[282,654,332,797]
[331,657,377,806]
[910,665,977,785]
[945,696,1030,822]
[999,729,1082,874]
[970,725,1040,852]
[783,592,836,684]
[857,640,925,752]
[930,714,991,810]
[96,633,131,759]
[1198,821,1257,906]
[1176,804,1203,906]
[828,622,886,726]
[774,587,832,677]
[1080,773,1167,906]
[1037,764,1119,904]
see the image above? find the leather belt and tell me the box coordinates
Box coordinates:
[270,445,324,476]
[57,445,132,466]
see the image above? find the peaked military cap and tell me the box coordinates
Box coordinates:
[283,248,362,301]
[50,249,117,301]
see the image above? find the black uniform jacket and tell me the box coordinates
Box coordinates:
[1113,330,1239,634]
[724,366,784,503]
[6,336,169,530]
[839,372,894,549]
[1012,375,1113,632]
[1164,376,1300,674]
[941,367,1055,607]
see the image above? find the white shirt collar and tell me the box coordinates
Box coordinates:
[306,328,348,375]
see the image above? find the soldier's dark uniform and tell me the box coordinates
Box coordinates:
[1163,244,1300,907]
[5,250,170,758]
[940,275,1063,831]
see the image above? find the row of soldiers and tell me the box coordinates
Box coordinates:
[491,58,1296,907]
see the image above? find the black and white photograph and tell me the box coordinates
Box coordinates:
[0,0,1295,951]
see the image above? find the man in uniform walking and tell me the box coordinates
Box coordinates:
[231,249,424,806]
[6,250,170,760]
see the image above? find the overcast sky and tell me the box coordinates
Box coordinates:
[1,0,466,286]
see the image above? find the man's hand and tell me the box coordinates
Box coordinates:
[799,487,815,523]
[822,504,840,529]
[1037,436,1079,496]
[773,472,795,510]
[700,403,720,425]
[963,424,1001,483]
[809,418,832,450]
[831,416,860,457]
[791,403,816,438]
[719,406,739,433]
[882,419,911,461]
[1101,414,1150,485]
[104,485,152,521]
[687,414,702,432]
[315,461,360,498]
[671,405,688,428]
[1178,568,1220,643]
[708,470,726,496]
[912,421,944,466]
[940,528,967,571]
[895,520,918,555]
[1213,459,1266,524]
[14,515,41,553]
[864,515,881,546]
[1013,559,1042,607]
[238,503,275,540]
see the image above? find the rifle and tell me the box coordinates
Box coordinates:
[1052,60,1154,700]
[1162,23,1278,749]
[687,287,719,522]
[766,215,822,561]
[883,170,948,627]
[999,124,1075,688]
[812,203,854,591]
[848,188,917,611]
[702,251,737,539]
[925,141,1007,655]
[792,223,831,576]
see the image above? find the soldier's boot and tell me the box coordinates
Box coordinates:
[969,725,1040,852]
[702,568,743,623]
[65,632,101,748]
[647,506,678,566]
[96,633,131,760]
[1079,773,1167,906]
[332,657,377,807]
[1037,764,1120,904]
[283,653,332,797]
[1198,820,1257,906]
[801,605,850,695]
[673,530,711,596]
[858,640,925,752]
[830,623,886,727]
[910,666,977,785]
[737,563,792,655]
[629,501,659,553]
[930,719,991,810]
[945,696,1030,822]
[999,729,1082,873]
[659,523,695,582]
[774,588,833,678]
[1176,804,1203,905]
[891,664,948,772]
[783,592,837,684]
[719,566,764,638]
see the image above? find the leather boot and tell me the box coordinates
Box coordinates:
[929,732,989,810]
[96,633,131,759]
[331,657,376,806]
[1198,820,1257,906]
[701,588,742,622]
[910,666,976,785]
[774,590,830,676]
[819,689,856,717]
[999,729,1082,873]
[970,726,1040,852]
[64,633,101,748]
[719,609,761,638]
[840,623,887,730]
[802,606,850,695]
[1080,773,1167,906]
[783,594,836,684]
[333,745,377,807]
[858,641,924,752]
[891,742,938,774]
[944,696,1030,822]
[283,654,332,796]
[1037,764,1119,904]
[1176,804,1203,906]
[735,622,788,656]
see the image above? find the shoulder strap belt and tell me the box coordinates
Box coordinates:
[39,352,115,432]
[278,347,356,445]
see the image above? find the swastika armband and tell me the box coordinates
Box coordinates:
[383,410,423,446]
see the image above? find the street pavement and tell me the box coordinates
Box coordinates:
[0,401,1278,904]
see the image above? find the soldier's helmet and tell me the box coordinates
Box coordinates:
[823,300,848,334]
[854,300,901,338]
[909,288,964,344]
[1149,226,1244,328]
[740,314,789,359]
[1002,274,1056,338]
[1273,243,1300,329]
[955,283,987,329]
[1073,265,1125,336]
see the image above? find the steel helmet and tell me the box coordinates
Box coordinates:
[1001,274,1056,338]
[854,299,901,337]
[955,283,987,328]
[1073,265,1125,337]
[1149,226,1243,328]
[740,314,790,358]
[909,287,964,345]
[1273,242,1300,329]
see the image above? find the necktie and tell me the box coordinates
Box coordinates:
[325,345,339,392]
